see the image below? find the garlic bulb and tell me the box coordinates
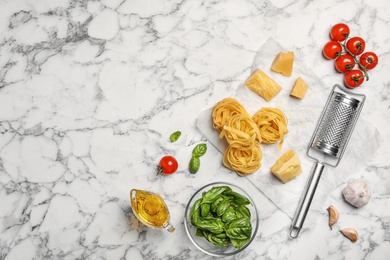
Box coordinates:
[342,178,371,208]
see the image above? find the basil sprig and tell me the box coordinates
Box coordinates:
[189,143,207,174]
[190,186,252,249]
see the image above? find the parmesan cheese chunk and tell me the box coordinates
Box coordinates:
[271,51,294,76]
[271,149,302,183]
[290,77,308,99]
[244,69,282,101]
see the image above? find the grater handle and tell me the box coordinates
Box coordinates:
[289,162,325,238]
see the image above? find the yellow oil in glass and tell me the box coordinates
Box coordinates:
[130,189,175,232]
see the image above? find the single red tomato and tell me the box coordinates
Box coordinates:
[323,41,342,59]
[359,52,378,70]
[344,70,364,88]
[330,23,350,42]
[346,36,365,55]
[335,54,356,73]
[157,155,178,175]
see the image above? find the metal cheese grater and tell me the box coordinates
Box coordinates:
[290,84,365,238]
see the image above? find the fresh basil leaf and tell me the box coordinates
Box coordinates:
[189,156,200,174]
[235,206,251,219]
[224,190,251,206]
[192,143,207,157]
[201,186,231,204]
[211,196,224,213]
[190,198,202,225]
[226,226,252,240]
[230,237,250,249]
[228,217,251,229]
[205,232,230,247]
[221,206,237,223]
[194,217,225,234]
[170,131,181,142]
[226,217,252,240]
[200,203,211,217]
[216,198,232,217]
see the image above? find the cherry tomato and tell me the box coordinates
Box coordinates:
[346,36,365,55]
[330,23,350,42]
[344,70,364,88]
[335,54,355,73]
[157,155,178,175]
[323,41,342,59]
[359,52,378,70]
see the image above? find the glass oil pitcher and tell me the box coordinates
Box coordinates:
[130,189,175,233]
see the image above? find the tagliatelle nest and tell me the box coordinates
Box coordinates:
[212,98,250,132]
[219,114,261,144]
[252,107,288,150]
[223,141,262,177]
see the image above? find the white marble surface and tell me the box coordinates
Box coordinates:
[0,0,389,259]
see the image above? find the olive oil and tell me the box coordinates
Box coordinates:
[130,189,175,232]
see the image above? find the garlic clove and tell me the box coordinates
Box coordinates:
[327,205,339,230]
[342,178,372,208]
[340,228,358,242]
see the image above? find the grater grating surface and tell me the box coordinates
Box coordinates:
[312,92,359,158]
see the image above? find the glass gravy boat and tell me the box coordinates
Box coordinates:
[130,189,175,233]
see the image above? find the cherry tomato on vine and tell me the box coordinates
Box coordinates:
[330,23,350,42]
[359,52,378,70]
[346,36,365,55]
[157,155,178,175]
[323,41,342,59]
[335,54,355,73]
[344,70,364,88]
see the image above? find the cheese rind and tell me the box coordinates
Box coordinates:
[270,149,302,183]
[244,69,282,101]
[271,51,294,76]
[290,77,308,99]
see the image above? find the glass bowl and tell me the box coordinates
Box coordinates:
[184,182,259,257]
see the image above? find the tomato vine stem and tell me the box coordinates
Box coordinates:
[340,41,370,81]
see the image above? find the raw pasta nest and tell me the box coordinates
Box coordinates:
[219,114,262,144]
[212,98,250,132]
[223,141,262,177]
[252,107,288,150]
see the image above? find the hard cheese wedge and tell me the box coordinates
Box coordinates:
[290,77,308,99]
[271,51,294,76]
[244,69,282,101]
[270,149,302,183]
